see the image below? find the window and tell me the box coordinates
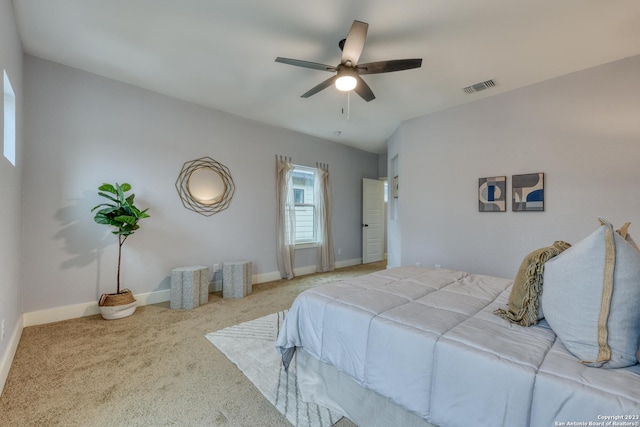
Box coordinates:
[3,70,16,166]
[292,165,317,244]
[384,180,389,203]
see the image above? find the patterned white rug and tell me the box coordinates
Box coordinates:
[205,311,343,427]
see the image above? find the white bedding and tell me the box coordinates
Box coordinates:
[276,266,640,427]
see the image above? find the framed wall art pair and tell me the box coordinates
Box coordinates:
[478,173,544,212]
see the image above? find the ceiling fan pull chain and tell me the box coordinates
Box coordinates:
[347,91,351,121]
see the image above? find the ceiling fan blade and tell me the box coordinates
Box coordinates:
[341,20,368,65]
[301,75,338,98]
[356,58,422,75]
[275,57,337,72]
[354,75,375,102]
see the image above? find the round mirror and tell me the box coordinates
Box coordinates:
[188,167,226,205]
[176,156,235,216]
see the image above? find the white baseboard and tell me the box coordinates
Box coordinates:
[0,315,24,396]
[251,257,362,283]
[22,258,364,327]
[213,258,362,291]
[336,257,363,269]
[22,289,172,327]
[4,258,365,395]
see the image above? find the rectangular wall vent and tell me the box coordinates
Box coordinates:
[463,79,496,94]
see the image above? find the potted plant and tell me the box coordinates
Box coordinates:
[92,182,150,320]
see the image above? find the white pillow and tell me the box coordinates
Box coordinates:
[542,219,640,368]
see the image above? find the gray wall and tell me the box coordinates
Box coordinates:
[0,0,23,382]
[378,153,388,178]
[21,55,379,313]
[388,54,640,279]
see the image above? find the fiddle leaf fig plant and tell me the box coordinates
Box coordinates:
[92,182,150,294]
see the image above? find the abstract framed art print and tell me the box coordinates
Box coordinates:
[478,176,506,212]
[512,173,544,211]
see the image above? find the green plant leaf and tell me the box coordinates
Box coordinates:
[131,206,148,218]
[116,184,127,206]
[93,214,112,225]
[108,218,124,227]
[95,206,122,217]
[97,192,119,203]
[98,183,117,194]
[91,203,115,212]
[114,215,138,226]
[120,183,132,192]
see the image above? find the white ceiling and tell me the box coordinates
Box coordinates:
[12,0,640,154]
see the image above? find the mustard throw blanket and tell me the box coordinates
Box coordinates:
[494,241,571,326]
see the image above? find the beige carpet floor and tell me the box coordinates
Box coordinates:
[0,261,385,427]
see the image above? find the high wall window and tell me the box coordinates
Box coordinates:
[3,70,16,166]
[292,165,317,244]
[384,180,389,203]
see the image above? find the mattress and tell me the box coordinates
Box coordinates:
[276,266,640,427]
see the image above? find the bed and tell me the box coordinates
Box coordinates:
[275,266,640,427]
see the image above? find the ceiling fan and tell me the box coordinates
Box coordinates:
[275,20,422,102]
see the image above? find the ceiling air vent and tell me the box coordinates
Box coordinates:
[463,79,496,94]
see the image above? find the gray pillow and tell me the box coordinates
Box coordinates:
[542,219,640,368]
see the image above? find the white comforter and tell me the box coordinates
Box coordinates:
[276,266,640,427]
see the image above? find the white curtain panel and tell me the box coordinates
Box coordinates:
[315,162,335,272]
[276,156,296,279]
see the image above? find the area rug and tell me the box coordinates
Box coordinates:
[205,311,344,427]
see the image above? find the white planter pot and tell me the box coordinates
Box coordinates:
[99,301,137,320]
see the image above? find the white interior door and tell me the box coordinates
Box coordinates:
[362,178,385,264]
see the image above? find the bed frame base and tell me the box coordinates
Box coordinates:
[296,349,437,427]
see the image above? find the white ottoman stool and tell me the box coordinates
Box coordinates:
[170,265,210,309]
[222,260,252,298]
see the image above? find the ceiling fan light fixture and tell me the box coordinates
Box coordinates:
[335,67,358,91]
[335,75,357,91]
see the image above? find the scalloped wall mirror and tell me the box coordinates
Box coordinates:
[176,157,235,216]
